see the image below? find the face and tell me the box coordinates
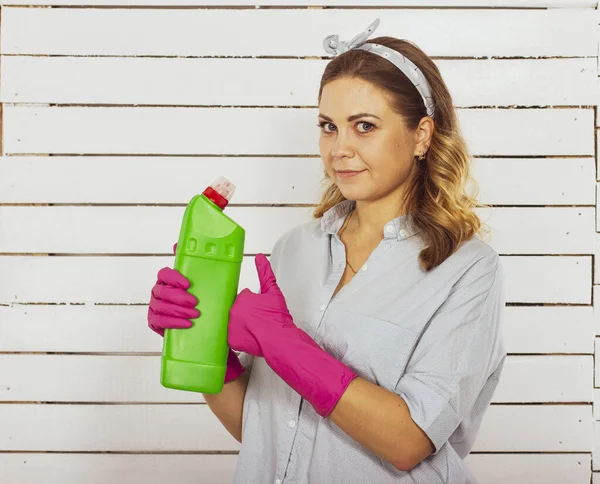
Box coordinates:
[318,77,427,206]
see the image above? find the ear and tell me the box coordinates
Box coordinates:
[414,116,434,157]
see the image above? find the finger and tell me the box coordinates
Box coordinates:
[255,253,279,294]
[150,292,200,319]
[152,283,198,308]
[173,243,177,255]
[148,308,194,330]
[147,307,165,337]
[157,266,190,289]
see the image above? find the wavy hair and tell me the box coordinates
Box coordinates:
[313,36,490,271]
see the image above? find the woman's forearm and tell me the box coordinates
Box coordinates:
[203,370,250,443]
[329,377,434,471]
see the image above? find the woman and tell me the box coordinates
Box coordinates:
[148,18,506,484]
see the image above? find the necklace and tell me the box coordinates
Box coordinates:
[338,210,358,274]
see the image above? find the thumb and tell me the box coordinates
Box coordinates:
[173,243,178,255]
[255,253,280,294]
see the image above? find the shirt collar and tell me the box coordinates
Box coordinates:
[320,199,420,241]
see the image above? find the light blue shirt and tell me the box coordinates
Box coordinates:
[234,199,507,484]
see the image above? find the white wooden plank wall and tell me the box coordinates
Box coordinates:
[0,2,598,483]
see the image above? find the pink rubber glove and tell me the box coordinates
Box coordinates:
[228,253,357,417]
[147,243,245,383]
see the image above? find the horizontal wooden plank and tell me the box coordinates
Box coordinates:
[0,305,161,353]
[0,454,239,484]
[0,404,239,451]
[594,286,600,335]
[591,421,600,469]
[0,256,261,304]
[481,207,594,255]
[471,158,595,206]
[0,156,326,204]
[0,206,594,255]
[504,306,593,354]
[0,157,594,206]
[474,405,592,452]
[500,256,591,304]
[0,206,315,255]
[465,454,591,484]
[0,404,591,452]
[0,453,591,484]
[0,355,204,403]
[595,91,600,127]
[4,106,593,156]
[3,0,596,6]
[1,304,592,354]
[0,255,590,304]
[594,186,600,227]
[2,8,594,57]
[590,389,600,419]
[3,57,596,106]
[494,356,592,403]
[594,339,600,387]
[592,239,600,283]
[597,132,600,174]
[1,355,589,404]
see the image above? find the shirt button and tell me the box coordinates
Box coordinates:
[399,229,408,237]
[288,420,296,428]
[385,225,394,233]
[320,304,326,311]
[275,480,282,484]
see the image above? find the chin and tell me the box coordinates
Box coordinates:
[336,184,371,202]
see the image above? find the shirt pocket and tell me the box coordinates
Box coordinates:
[320,308,420,391]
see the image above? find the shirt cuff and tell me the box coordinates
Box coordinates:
[395,375,460,455]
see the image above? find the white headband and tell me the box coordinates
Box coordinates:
[322,18,436,120]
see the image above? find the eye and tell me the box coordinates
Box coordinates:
[357,121,375,132]
[317,121,375,133]
[317,121,336,133]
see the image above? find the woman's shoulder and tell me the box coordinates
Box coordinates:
[445,235,503,289]
[459,235,500,267]
[424,235,502,293]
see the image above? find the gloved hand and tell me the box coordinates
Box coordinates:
[147,243,246,383]
[228,254,357,417]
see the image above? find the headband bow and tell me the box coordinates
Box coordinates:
[322,18,435,119]
[323,18,381,56]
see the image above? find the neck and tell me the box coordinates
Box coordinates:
[347,192,408,240]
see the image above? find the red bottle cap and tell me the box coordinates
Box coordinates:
[203,186,229,210]
[202,177,236,210]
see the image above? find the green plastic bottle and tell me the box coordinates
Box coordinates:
[160,176,245,394]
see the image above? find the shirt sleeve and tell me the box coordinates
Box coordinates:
[394,253,507,454]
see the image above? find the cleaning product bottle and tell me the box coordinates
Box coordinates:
[160,176,245,394]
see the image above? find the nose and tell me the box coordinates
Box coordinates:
[330,132,355,160]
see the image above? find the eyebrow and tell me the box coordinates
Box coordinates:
[318,113,382,122]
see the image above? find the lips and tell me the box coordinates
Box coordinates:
[335,169,366,179]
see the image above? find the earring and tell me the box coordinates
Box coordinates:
[417,151,426,161]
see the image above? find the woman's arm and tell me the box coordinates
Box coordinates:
[203,370,250,443]
[330,259,505,471]
[329,377,434,471]
[226,253,505,470]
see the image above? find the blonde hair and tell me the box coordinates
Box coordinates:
[314,36,490,272]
